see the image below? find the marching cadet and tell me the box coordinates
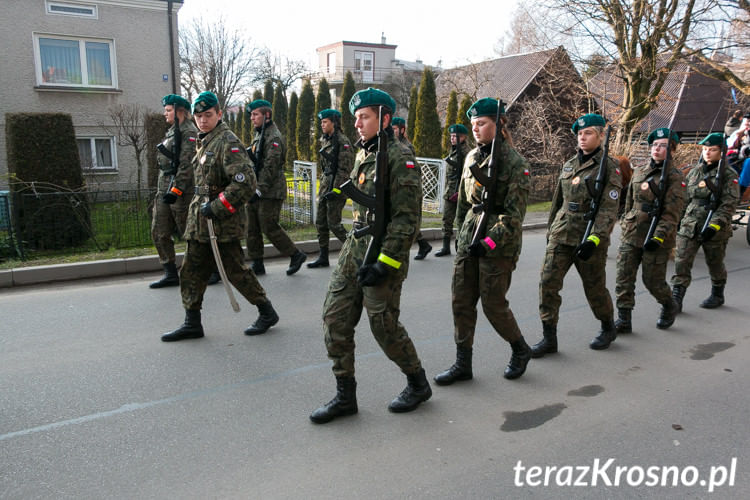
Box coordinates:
[531,113,622,356]
[393,116,432,260]
[310,89,431,424]
[434,98,532,385]
[307,109,355,268]
[671,133,739,311]
[245,99,307,276]
[149,94,197,288]
[161,92,278,342]
[434,124,471,257]
[614,128,686,333]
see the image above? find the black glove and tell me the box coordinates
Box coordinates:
[643,237,662,252]
[322,189,341,201]
[357,261,389,287]
[162,191,178,204]
[468,241,487,257]
[200,201,216,219]
[575,240,597,261]
[700,223,719,241]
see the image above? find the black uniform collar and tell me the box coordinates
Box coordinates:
[357,127,393,152]
[255,119,273,133]
[700,159,718,174]
[198,120,223,140]
[577,146,601,165]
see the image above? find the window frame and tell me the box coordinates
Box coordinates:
[33,33,118,89]
[77,136,117,172]
[45,1,98,19]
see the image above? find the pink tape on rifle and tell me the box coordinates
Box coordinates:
[483,237,496,250]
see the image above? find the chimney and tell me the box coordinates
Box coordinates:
[381,32,386,45]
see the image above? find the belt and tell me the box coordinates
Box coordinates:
[195,186,220,196]
[641,203,654,212]
[695,199,711,207]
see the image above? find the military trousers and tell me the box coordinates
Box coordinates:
[322,253,422,378]
[180,239,266,310]
[315,193,348,248]
[441,199,457,238]
[671,234,728,288]
[615,241,672,309]
[246,198,298,260]
[539,241,614,325]
[151,193,189,264]
[452,254,522,348]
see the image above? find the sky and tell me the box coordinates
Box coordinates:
[178,0,519,72]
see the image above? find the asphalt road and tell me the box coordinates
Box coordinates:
[1,226,749,499]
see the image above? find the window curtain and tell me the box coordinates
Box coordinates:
[85,42,112,86]
[40,38,81,84]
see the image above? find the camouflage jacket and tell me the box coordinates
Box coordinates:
[620,160,686,248]
[547,150,622,246]
[156,119,198,195]
[184,122,257,242]
[343,137,422,279]
[455,141,530,260]
[318,130,355,196]
[250,121,286,200]
[677,160,739,241]
[444,141,471,200]
[397,135,416,156]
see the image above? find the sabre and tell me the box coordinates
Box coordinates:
[206,217,240,312]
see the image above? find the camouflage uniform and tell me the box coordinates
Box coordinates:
[246,121,299,259]
[671,161,739,289]
[442,140,471,238]
[539,150,622,325]
[397,135,426,241]
[323,135,424,377]
[316,129,355,247]
[452,141,530,347]
[615,160,686,308]
[152,119,197,264]
[181,121,266,309]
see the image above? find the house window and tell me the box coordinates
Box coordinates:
[46,1,98,18]
[77,137,116,171]
[35,34,116,87]
[327,52,336,75]
[354,51,374,82]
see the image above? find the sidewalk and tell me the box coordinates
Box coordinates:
[0,213,548,288]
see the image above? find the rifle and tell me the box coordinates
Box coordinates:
[319,131,341,200]
[643,129,673,249]
[576,125,612,257]
[339,106,390,268]
[156,110,182,197]
[700,134,728,239]
[468,100,506,246]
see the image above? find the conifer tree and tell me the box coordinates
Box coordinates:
[313,78,332,159]
[340,71,356,142]
[442,90,458,154]
[413,68,442,157]
[272,83,287,137]
[459,95,473,146]
[263,79,274,102]
[296,80,315,161]
[235,108,244,139]
[287,91,299,167]
[242,101,253,146]
[252,89,263,101]
[227,111,236,135]
[407,85,418,134]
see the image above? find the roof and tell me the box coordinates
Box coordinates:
[435,48,562,108]
[588,60,733,136]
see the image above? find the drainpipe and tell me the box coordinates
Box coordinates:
[167,0,176,93]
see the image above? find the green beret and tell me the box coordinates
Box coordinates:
[448,124,469,135]
[699,132,724,147]
[349,88,397,116]
[317,108,341,120]
[647,128,680,145]
[192,91,219,114]
[247,99,272,112]
[391,117,406,127]
[571,113,606,133]
[467,98,505,119]
[161,94,191,110]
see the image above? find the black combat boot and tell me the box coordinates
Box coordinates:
[161,309,204,342]
[149,262,179,288]
[286,250,307,275]
[504,336,532,380]
[700,285,725,309]
[309,376,358,424]
[206,271,221,285]
[434,236,452,257]
[615,308,632,333]
[656,298,678,329]
[590,319,617,350]
[388,368,432,413]
[244,300,279,335]
[251,259,266,276]
[672,285,686,313]
[530,322,557,358]
[414,239,432,260]
[434,347,472,385]
[307,247,329,268]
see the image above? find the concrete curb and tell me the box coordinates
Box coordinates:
[1,223,548,288]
